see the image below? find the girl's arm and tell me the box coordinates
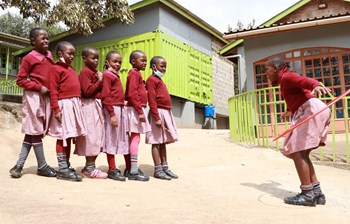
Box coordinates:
[49,66,61,115]
[80,71,103,97]
[146,78,161,122]
[101,74,115,117]
[16,58,43,92]
[127,73,143,114]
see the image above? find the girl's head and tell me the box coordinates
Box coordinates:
[105,50,122,73]
[129,50,147,71]
[55,41,75,65]
[82,47,99,70]
[265,57,287,83]
[29,28,49,54]
[150,56,167,78]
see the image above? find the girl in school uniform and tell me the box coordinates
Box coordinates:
[48,41,87,182]
[146,56,178,180]
[124,50,151,181]
[75,47,107,179]
[10,28,57,178]
[101,50,130,181]
[265,57,331,207]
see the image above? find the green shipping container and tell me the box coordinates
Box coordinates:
[72,29,212,105]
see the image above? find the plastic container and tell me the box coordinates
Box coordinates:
[204,105,215,117]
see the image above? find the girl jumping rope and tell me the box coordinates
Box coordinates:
[48,41,87,182]
[146,56,178,180]
[10,27,57,178]
[265,57,331,207]
[124,50,151,181]
[75,47,107,179]
[101,50,130,181]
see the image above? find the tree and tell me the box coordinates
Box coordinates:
[0,0,134,35]
[0,12,66,38]
[234,19,256,32]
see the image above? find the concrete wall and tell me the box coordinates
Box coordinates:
[159,6,212,55]
[59,5,160,46]
[243,22,350,92]
[171,97,203,128]
[280,0,350,23]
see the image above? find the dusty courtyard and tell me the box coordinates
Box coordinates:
[1,102,350,224]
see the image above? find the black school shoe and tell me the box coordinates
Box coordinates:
[128,169,150,181]
[108,169,126,181]
[163,169,178,179]
[57,169,83,182]
[315,193,326,205]
[37,165,57,177]
[284,193,316,207]
[9,165,23,178]
[154,170,171,180]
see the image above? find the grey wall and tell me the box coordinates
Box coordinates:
[243,22,350,92]
[158,6,212,55]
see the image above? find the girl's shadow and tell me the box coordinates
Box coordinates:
[241,180,294,199]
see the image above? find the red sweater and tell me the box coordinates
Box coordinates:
[79,66,102,99]
[125,68,148,114]
[101,70,125,117]
[16,50,54,91]
[50,61,81,114]
[278,67,320,113]
[146,74,172,121]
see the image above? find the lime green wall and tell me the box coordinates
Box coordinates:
[72,30,212,105]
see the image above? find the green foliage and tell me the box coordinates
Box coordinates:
[0,0,134,35]
[0,12,67,38]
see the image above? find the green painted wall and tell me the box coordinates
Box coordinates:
[71,30,212,105]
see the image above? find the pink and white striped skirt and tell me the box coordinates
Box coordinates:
[21,90,51,136]
[146,108,178,144]
[103,105,130,155]
[74,99,105,156]
[125,106,151,134]
[283,98,331,157]
[47,97,87,145]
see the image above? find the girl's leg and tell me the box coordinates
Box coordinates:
[160,143,178,179]
[128,132,149,181]
[153,144,171,180]
[85,156,98,172]
[56,139,82,181]
[65,138,71,166]
[129,132,140,174]
[9,135,32,178]
[284,151,315,206]
[33,134,57,177]
[106,154,116,172]
[106,153,125,181]
[16,135,33,167]
[305,149,326,204]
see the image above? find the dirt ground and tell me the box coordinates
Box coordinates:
[1,102,350,224]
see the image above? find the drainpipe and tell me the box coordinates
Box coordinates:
[223,54,242,94]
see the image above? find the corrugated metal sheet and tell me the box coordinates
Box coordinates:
[71,30,212,104]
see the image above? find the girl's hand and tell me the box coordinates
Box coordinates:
[281,111,292,122]
[139,114,146,122]
[41,86,49,94]
[155,119,162,126]
[111,116,118,127]
[97,71,103,81]
[55,112,62,122]
[311,86,331,96]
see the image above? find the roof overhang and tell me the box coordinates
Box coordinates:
[223,14,350,41]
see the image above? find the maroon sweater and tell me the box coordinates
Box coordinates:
[278,67,320,113]
[50,61,81,114]
[101,69,125,117]
[146,74,172,121]
[16,50,54,91]
[79,66,102,99]
[125,68,147,114]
